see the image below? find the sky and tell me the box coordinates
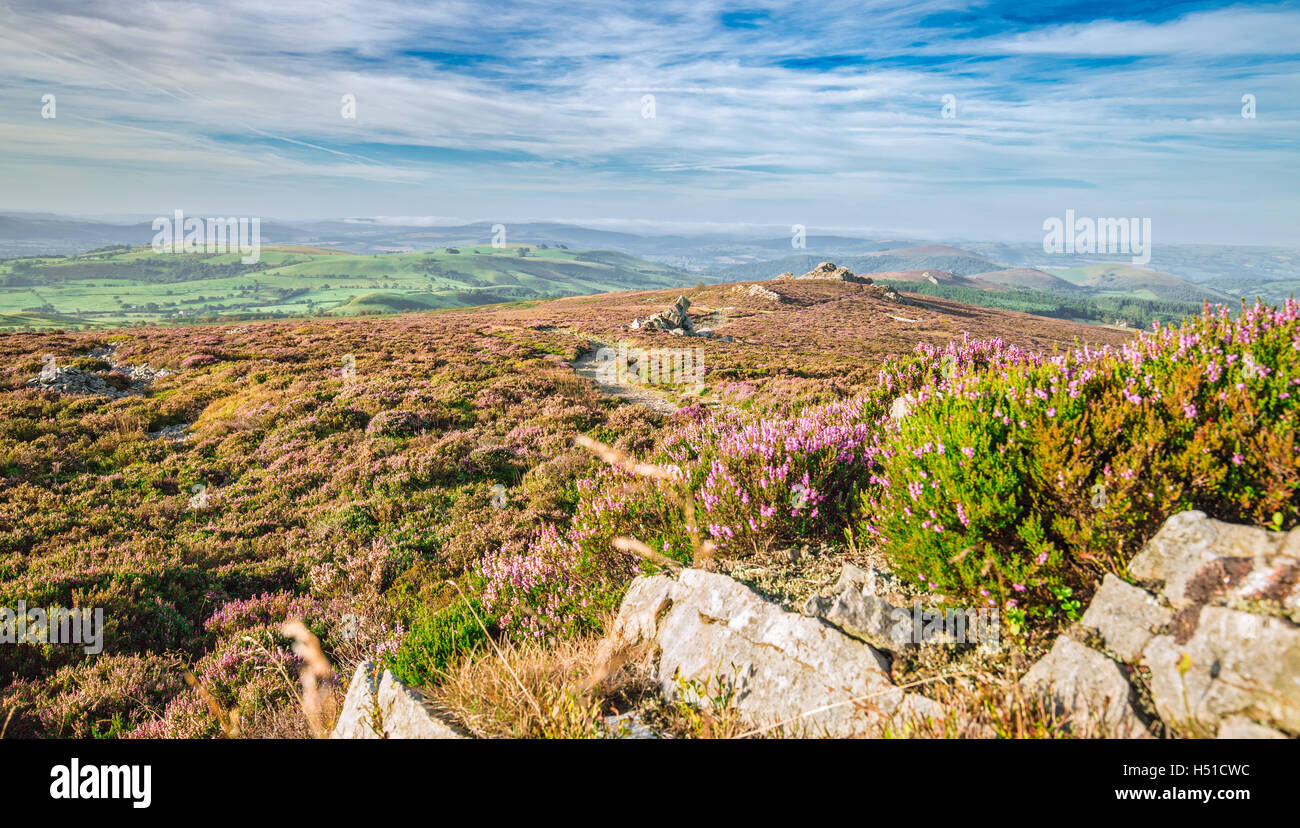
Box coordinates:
[1,0,1297,245]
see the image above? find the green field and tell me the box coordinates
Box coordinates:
[0,243,706,331]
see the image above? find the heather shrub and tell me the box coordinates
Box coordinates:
[0,654,184,738]
[661,396,889,555]
[480,523,636,640]
[181,353,219,368]
[863,301,1300,632]
[382,597,487,687]
[365,409,426,437]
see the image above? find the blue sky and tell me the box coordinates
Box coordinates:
[1,0,1297,244]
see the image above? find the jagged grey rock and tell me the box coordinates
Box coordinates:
[834,563,871,593]
[1143,606,1300,737]
[332,660,380,738]
[1021,637,1149,737]
[637,295,699,335]
[1079,574,1172,662]
[649,569,938,736]
[813,586,915,654]
[608,574,674,648]
[331,661,464,739]
[1128,510,1298,616]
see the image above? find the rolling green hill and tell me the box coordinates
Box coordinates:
[1044,263,1232,303]
[0,244,709,330]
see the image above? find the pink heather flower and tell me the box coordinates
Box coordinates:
[1046,407,1056,418]
[1182,402,1197,419]
[1012,583,1025,592]
[1232,453,1244,465]
[1035,552,1048,565]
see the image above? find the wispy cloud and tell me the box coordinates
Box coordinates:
[0,1,1296,244]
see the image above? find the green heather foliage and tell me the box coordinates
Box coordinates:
[861,300,1300,630]
[382,597,487,688]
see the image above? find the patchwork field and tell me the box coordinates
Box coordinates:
[0,244,708,331]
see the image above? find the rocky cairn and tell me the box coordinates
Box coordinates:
[27,345,171,399]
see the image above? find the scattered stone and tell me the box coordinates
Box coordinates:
[775,262,873,284]
[834,563,872,594]
[331,661,465,739]
[147,423,191,443]
[732,284,783,302]
[603,710,659,739]
[1079,574,1172,661]
[29,345,172,399]
[1021,637,1149,737]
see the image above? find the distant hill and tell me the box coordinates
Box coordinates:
[0,244,716,331]
[717,244,1007,282]
[853,245,1004,276]
[1047,264,1233,303]
[968,267,1086,293]
[865,269,1009,291]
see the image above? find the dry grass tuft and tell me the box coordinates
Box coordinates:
[871,673,1128,739]
[281,620,338,739]
[430,621,655,739]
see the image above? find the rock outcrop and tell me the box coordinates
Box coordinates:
[776,262,873,284]
[1026,510,1300,738]
[604,511,1297,738]
[630,295,697,336]
[331,662,465,739]
[608,568,942,736]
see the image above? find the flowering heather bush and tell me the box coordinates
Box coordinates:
[365,409,427,437]
[863,301,1300,631]
[181,353,220,368]
[661,397,891,555]
[480,522,637,640]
